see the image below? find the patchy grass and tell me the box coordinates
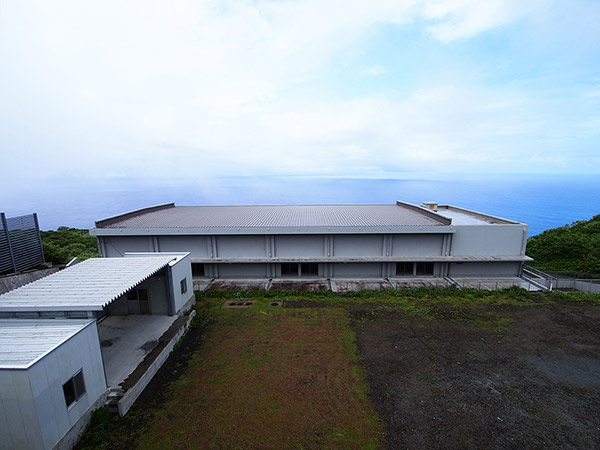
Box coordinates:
[138,304,385,449]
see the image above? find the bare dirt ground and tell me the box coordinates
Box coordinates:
[350,302,600,449]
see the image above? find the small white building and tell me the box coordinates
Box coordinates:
[0,252,195,449]
[0,319,106,450]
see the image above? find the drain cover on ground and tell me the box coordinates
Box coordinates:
[222,300,255,308]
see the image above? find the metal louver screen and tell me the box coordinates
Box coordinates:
[0,212,45,274]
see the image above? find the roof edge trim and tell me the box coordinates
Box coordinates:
[95,203,175,228]
[395,201,452,225]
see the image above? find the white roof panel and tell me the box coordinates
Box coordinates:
[0,319,93,369]
[0,256,177,312]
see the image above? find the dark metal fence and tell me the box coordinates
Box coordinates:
[0,212,45,274]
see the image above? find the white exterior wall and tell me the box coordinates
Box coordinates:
[215,236,266,258]
[274,235,325,257]
[0,323,106,450]
[332,235,383,257]
[451,225,527,256]
[103,236,152,257]
[0,369,42,449]
[392,235,444,256]
[448,262,521,277]
[157,236,209,257]
[106,271,169,315]
[168,254,194,313]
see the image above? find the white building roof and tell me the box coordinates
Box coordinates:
[0,319,94,369]
[0,255,178,312]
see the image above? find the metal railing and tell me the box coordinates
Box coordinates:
[0,212,45,274]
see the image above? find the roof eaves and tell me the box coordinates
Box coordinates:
[95,203,175,228]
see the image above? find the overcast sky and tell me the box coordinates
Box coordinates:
[1,0,599,185]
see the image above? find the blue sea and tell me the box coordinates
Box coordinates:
[2,174,599,236]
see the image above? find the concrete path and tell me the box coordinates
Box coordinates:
[98,315,178,388]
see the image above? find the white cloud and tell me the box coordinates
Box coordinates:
[360,65,390,76]
[0,0,598,184]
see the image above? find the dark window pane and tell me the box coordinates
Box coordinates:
[281,263,297,276]
[300,263,318,276]
[127,290,137,300]
[137,289,148,301]
[63,380,75,407]
[396,262,413,275]
[180,278,187,294]
[192,263,205,277]
[416,262,434,275]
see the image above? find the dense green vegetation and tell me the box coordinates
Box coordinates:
[527,214,600,277]
[41,227,98,264]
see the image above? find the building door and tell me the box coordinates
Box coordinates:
[127,288,150,314]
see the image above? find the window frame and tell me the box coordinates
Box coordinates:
[63,369,86,408]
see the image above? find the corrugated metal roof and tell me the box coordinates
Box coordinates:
[0,255,176,312]
[0,319,93,369]
[98,204,446,229]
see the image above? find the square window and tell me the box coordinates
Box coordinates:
[300,263,318,276]
[281,263,297,276]
[416,262,434,275]
[396,262,413,276]
[180,278,187,294]
[192,263,205,277]
[63,370,86,408]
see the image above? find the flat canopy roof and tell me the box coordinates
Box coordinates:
[0,319,94,369]
[0,255,177,312]
[93,202,451,232]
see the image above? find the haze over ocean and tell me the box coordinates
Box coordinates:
[2,174,598,236]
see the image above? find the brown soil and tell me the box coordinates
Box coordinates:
[350,303,600,449]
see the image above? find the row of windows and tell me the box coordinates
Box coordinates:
[192,262,435,277]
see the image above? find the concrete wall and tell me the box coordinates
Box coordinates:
[448,262,521,277]
[0,322,106,450]
[332,235,382,257]
[332,263,383,277]
[106,271,169,316]
[392,235,444,256]
[102,236,151,257]
[450,225,527,256]
[215,236,266,258]
[157,236,209,257]
[274,235,325,257]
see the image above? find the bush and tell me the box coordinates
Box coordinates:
[41,227,98,264]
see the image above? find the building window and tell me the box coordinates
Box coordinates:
[192,263,205,277]
[63,370,86,408]
[281,263,297,276]
[128,288,150,314]
[416,262,434,275]
[300,263,318,276]
[396,262,413,276]
[180,278,187,294]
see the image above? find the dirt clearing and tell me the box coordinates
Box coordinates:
[351,302,600,449]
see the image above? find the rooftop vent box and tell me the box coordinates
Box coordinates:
[422,201,438,212]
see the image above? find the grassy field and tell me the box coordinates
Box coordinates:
[77,288,600,450]
[138,305,384,449]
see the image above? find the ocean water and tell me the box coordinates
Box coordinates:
[2,174,599,236]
